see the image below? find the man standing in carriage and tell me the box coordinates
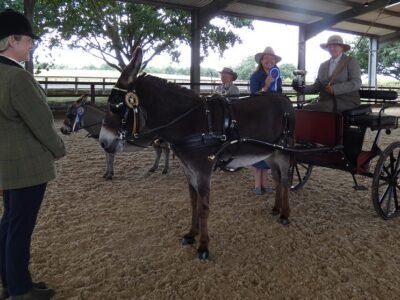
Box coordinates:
[294,34,362,113]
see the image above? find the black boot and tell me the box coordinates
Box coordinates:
[7,285,54,300]
[1,282,47,300]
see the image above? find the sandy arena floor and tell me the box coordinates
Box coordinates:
[2,118,400,299]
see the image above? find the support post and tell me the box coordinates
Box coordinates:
[24,0,35,74]
[368,37,378,88]
[297,26,306,107]
[190,10,201,95]
[90,84,95,103]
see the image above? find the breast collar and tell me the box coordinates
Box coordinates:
[171,96,239,153]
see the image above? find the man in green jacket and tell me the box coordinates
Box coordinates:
[0,9,65,300]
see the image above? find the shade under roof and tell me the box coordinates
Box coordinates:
[126,0,400,45]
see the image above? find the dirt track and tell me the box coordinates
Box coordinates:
[2,119,400,299]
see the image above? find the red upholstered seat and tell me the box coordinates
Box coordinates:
[294,110,343,146]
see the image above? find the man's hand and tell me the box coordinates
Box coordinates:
[291,79,304,93]
[325,84,334,95]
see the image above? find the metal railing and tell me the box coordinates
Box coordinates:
[36,76,399,104]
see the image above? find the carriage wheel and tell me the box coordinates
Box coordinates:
[289,160,313,191]
[372,141,400,219]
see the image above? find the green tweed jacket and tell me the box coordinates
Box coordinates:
[0,56,66,189]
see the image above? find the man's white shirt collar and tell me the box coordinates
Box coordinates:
[331,53,343,64]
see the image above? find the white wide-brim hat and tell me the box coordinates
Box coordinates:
[254,46,282,64]
[320,35,351,52]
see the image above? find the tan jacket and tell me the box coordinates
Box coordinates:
[0,56,66,189]
[304,54,362,112]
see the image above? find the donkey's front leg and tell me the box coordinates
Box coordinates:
[272,181,290,225]
[162,147,170,174]
[272,179,290,225]
[182,184,199,246]
[148,144,162,173]
[279,186,290,225]
[182,183,210,260]
[197,191,210,260]
[271,180,281,216]
[103,152,114,180]
[279,160,291,225]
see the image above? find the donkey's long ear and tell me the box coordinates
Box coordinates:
[118,47,143,88]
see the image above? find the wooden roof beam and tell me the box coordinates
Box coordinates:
[348,18,400,32]
[378,30,400,46]
[198,0,238,28]
[305,0,400,39]
[120,0,195,10]
[239,0,328,18]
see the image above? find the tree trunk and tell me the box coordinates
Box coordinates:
[24,0,36,74]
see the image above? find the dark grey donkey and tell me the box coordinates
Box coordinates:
[60,94,172,179]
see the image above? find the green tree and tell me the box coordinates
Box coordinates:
[350,37,400,81]
[27,0,253,72]
[235,56,256,80]
[1,0,63,73]
[201,67,219,78]
[279,63,296,82]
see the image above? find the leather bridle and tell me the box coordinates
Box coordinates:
[109,86,204,142]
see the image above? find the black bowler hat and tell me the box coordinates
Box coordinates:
[0,9,39,40]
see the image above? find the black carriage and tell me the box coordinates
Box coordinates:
[290,89,400,220]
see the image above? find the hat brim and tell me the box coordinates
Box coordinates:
[320,43,350,52]
[255,52,282,64]
[29,33,40,40]
[219,71,238,81]
[0,32,40,41]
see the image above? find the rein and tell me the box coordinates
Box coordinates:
[111,86,205,140]
[73,120,103,131]
[111,86,247,163]
[71,104,103,132]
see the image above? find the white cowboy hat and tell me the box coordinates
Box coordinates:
[254,46,282,64]
[219,67,238,81]
[320,35,351,52]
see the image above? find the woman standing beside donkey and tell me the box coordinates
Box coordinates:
[0,9,65,300]
[249,46,283,195]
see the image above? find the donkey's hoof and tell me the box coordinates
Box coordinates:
[148,168,156,173]
[162,169,168,174]
[271,207,280,216]
[197,249,209,261]
[279,217,290,225]
[181,236,195,245]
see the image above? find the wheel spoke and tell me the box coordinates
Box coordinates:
[394,150,400,173]
[378,177,390,187]
[295,165,302,182]
[393,184,399,211]
[384,185,394,216]
[298,163,309,169]
[379,183,391,206]
[382,164,391,178]
[372,142,400,219]
[290,162,312,191]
